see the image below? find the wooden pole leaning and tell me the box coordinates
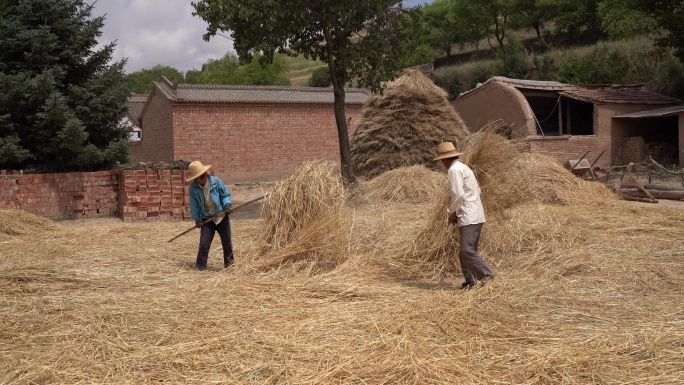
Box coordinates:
[167,195,265,243]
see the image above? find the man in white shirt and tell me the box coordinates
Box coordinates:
[434,142,494,289]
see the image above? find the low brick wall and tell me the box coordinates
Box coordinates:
[118,169,191,222]
[0,169,193,222]
[0,170,119,220]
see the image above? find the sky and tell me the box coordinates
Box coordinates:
[93,0,431,75]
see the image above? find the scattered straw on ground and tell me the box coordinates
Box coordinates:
[350,69,471,180]
[2,153,683,384]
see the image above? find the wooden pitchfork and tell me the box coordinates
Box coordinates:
[167,195,265,243]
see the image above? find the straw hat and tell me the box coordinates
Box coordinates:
[433,142,463,161]
[185,161,212,182]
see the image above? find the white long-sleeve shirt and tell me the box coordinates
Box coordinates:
[447,160,486,227]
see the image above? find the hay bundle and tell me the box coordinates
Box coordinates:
[395,128,616,280]
[254,161,347,272]
[392,191,460,279]
[459,126,531,218]
[352,165,446,204]
[350,69,470,180]
[0,209,60,237]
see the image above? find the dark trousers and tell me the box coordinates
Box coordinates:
[458,223,493,284]
[196,217,233,270]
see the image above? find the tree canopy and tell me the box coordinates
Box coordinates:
[0,0,130,172]
[192,0,410,182]
[197,52,290,86]
[124,65,185,94]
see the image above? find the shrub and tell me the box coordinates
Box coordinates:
[557,45,629,84]
[308,67,331,87]
[494,39,529,79]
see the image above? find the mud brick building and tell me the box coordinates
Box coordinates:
[452,77,684,168]
[129,77,369,182]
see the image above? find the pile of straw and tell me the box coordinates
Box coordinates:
[0,209,61,238]
[350,69,470,180]
[351,165,446,204]
[253,161,347,272]
[395,128,616,280]
[2,174,684,383]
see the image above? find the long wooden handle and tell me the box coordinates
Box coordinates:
[167,195,265,243]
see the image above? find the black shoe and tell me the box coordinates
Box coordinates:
[196,266,205,271]
[224,259,234,269]
[461,282,476,290]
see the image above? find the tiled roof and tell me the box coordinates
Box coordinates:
[126,95,148,126]
[561,87,680,105]
[153,76,369,105]
[490,76,579,91]
[614,105,684,118]
[457,76,578,99]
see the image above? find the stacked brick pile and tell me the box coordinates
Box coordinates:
[0,170,119,219]
[118,169,190,222]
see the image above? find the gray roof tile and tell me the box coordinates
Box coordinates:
[154,76,369,105]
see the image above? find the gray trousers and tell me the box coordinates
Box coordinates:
[458,223,493,284]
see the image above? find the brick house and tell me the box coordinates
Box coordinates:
[451,77,684,168]
[129,76,369,182]
[124,94,147,141]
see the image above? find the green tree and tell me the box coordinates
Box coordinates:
[309,66,332,87]
[197,52,290,85]
[192,0,410,182]
[557,46,629,84]
[422,0,461,60]
[235,53,290,85]
[185,69,202,83]
[547,0,604,43]
[198,52,241,84]
[454,0,532,52]
[515,0,555,40]
[635,0,684,62]
[0,0,130,172]
[124,65,185,94]
[394,5,437,68]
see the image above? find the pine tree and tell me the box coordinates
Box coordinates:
[0,0,131,172]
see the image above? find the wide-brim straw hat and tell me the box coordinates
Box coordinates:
[433,142,463,161]
[186,161,212,182]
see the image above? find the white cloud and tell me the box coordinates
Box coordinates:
[92,0,427,75]
[92,0,233,74]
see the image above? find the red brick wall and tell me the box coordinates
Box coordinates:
[0,169,197,222]
[526,135,607,167]
[618,136,646,164]
[0,170,119,219]
[130,88,174,163]
[118,170,190,222]
[171,103,363,182]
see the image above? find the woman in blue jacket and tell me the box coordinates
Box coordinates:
[186,161,233,270]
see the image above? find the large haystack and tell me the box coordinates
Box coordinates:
[350,69,470,180]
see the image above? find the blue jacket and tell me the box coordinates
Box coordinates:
[188,175,232,221]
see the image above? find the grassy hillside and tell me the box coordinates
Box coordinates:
[283,55,327,86]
